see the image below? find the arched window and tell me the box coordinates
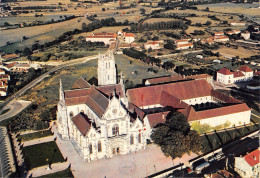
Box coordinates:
[89,143,92,154]
[98,141,102,152]
[112,124,119,136]
[130,134,134,145]
[69,111,74,117]
[138,133,141,143]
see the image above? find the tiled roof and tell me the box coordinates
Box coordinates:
[145,75,183,85]
[145,41,159,45]
[128,102,146,120]
[177,43,193,47]
[96,84,124,97]
[72,77,91,89]
[187,74,212,80]
[233,71,245,78]
[214,35,229,39]
[125,33,135,37]
[244,149,260,167]
[160,91,188,109]
[72,113,91,136]
[238,65,253,72]
[65,87,109,118]
[194,103,250,121]
[211,90,241,104]
[6,62,17,69]
[146,111,170,128]
[127,80,212,107]
[217,68,233,75]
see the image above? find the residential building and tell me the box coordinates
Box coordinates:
[230,21,246,26]
[214,31,224,36]
[86,33,117,45]
[214,35,229,42]
[234,148,260,178]
[217,65,254,84]
[176,43,194,50]
[144,41,161,50]
[123,33,135,43]
[241,31,250,40]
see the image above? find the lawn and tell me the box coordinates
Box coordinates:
[19,129,53,142]
[22,141,65,170]
[36,168,73,178]
[201,123,259,153]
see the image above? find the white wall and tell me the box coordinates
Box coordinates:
[217,73,233,84]
[182,96,214,105]
[193,110,251,128]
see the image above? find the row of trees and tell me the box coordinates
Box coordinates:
[130,20,188,32]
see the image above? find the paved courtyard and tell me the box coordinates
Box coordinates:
[51,124,197,178]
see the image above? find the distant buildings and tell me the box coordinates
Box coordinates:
[230,21,246,26]
[175,39,194,50]
[241,31,251,40]
[234,148,260,178]
[217,65,254,85]
[85,33,117,45]
[0,69,10,96]
[144,41,162,50]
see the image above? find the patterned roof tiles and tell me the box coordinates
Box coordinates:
[238,65,253,72]
[72,113,91,136]
[244,149,260,167]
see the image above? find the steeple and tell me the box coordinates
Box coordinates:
[59,79,65,107]
[120,72,125,97]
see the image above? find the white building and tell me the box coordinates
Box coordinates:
[230,21,246,26]
[214,35,229,42]
[176,43,194,50]
[241,31,250,40]
[144,41,161,50]
[124,33,135,43]
[86,33,117,45]
[234,148,260,178]
[217,65,254,85]
[57,53,251,162]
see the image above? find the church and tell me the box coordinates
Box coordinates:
[57,51,251,162]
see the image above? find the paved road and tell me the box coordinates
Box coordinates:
[0,55,98,122]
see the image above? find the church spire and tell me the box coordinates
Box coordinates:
[120,72,126,97]
[59,79,65,107]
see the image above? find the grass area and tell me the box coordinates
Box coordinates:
[201,123,259,153]
[186,17,219,26]
[23,141,65,170]
[0,108,10,115]
[36,168,73,178]
[19,129,53,142]
[213,46,258,58]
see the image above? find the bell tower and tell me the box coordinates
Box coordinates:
[98,51,117,86]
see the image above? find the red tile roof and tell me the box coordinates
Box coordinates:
[72,77,91,89]
[128,102,145,120]
[127,80,212,107]
[187,74,212,80]
[124,33,135,37]
[96,84,124,98]
[72,113,91,136]
[146,41,159,45]
[146,111,170,128]
[244,149,260,167]
[177,43,193,48]
[238,65,253,72]
[217,68,233,75]
[6,62,17,69]
[233,71,245,78]
[145,75,183,85]
[211,90,242,104]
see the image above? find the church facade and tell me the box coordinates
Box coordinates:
[57,51,251,162]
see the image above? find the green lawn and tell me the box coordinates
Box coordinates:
[19,129,53,142]
[201,124,259,153]
[22,141,65,170]
[36,168,73,178]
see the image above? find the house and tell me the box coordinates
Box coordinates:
[201,37,215,45]
[226,29,241,35]
[217,65,253,84]
[86,33,117,45]
[234,148,260,178]
[123,33,135,43]
[241,31,250,40]
[214,35,229,42]
[176,43,194,50]
[144,41,161,50]
[175,39,190,45]
[230,21,246,26]
[0,69,5,75]
[214,31,224,36]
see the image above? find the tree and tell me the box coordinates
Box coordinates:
[205,7,210,12]
[82,22,87,31]
[205,21,212,26]
[140,8,145,14]
[23,47,32,56]
[102,8,105,11]
[151,112,202,159]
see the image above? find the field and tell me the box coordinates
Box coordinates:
[213,46,259,58]
[144,18,178,24]
[22,141,65,170]
[19,129,53,142]
[197,3,260,16]
[186,17,219,26]
[163,9,220,16]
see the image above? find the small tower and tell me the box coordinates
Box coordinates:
[57,79,69,140]
[98,51,117,86]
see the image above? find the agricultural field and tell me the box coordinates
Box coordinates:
[213,46,259,58]
[186,17,219,26]
[0,17,91,52]
[144,18,178,24]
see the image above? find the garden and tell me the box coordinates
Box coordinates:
[22,141,65,170]
[18,129,53,142]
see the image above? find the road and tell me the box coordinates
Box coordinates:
[0,55,98,122]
